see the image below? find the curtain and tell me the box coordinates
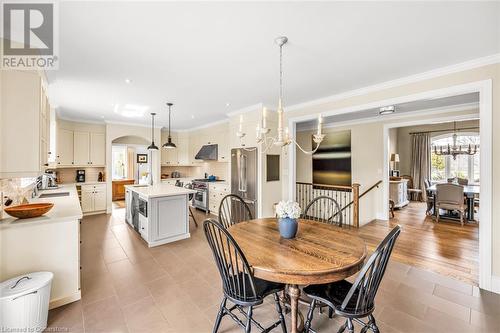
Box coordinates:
[410,133,431,201]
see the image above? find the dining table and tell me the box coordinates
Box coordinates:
[228,218,367,333]
[427,184,480,220]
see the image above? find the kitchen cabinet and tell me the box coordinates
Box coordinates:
[0,70,52,177]
[177,134,190,165]
[73,131,90,165]
[57,128,105,167]
[81,184,107,213]
[90,133,106,166]
[161,131,179,166]
[57,129,74,166]
[208,182,230,214]
[188,135,203,164]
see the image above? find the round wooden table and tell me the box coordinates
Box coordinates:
[229,218,367,333]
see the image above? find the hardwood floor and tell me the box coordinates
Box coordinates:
[355,201,479,286]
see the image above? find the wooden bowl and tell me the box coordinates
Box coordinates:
[4,203,54,219]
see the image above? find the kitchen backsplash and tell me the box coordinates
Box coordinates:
[57,167,106,183]
[1,178,36,217]
[161,161,229,180]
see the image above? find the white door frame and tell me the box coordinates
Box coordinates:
[287,79,493,291]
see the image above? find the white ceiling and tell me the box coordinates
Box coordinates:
[48,1,500,129]
[296,92,480,131]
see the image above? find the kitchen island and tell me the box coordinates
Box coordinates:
[0,184,82,309]
[125,183,196,247]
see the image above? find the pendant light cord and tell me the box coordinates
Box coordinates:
[168,105,172,139]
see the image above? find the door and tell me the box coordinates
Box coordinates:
[81,189,94,213]
[90,132,105,166]
[73,131,90,165]
[94,187,107,211]
[57,129,74,166]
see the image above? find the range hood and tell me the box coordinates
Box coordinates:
[195,144,218,160]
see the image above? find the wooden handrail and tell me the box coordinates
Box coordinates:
[333,180,383,226]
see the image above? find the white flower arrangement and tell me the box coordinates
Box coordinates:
[276,200,301,219]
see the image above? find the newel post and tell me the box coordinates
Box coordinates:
[352,183,360,228]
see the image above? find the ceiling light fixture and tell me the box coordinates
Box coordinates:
[379,106,395,115]
[125,78,131,84]
[162,103,177,149]
[114,104,148,118]
[237,36,324,154]
[147,113,159,150]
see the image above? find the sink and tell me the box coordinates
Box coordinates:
[39,192,70,198]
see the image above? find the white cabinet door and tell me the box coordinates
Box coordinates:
[73,131,90,166]
[153,196,187,241]
[90,132,105,166]
[218,132,229,162]
[177,137,189,165]
[0,70,42,177]
[57,129,74,166]
[81,189,94,213]
[93,188,107,211]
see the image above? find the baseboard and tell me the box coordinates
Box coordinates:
[49,291,81,309]
[491,275,500,294]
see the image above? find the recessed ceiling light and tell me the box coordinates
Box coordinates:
[225,103,230,107]
[191,115,195,119]
[125,78,131,84]
[379,106,395,115]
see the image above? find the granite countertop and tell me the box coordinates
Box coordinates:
[0,184,83,229]
[125,183,197,199]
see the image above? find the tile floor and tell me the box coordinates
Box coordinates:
[46,208,500,332]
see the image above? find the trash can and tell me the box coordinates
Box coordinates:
[0,272,54,332]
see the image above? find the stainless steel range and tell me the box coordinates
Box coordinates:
[192,179,209,212]
[192,179,225,213]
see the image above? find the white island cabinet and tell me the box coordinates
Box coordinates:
[125,184,196,247]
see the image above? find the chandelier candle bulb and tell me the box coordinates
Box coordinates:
[317,114,323,135]
[262,107,267,129]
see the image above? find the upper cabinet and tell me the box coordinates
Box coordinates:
[56,120,106,167]
[160,131,178,166]
[0,70,52,178]
[90,133,106,166]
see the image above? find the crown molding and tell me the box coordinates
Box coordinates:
[296,102,479,132]
[176,118,230,132]
[57,114,106,126]
[225,103,265,117]
[104,120,162,129]
[286,53,500,113]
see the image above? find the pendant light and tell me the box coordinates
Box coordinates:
[147,112,159,150]
[162,103,177,149]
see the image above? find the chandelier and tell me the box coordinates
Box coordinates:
[432,122,479,160]
[236,36,325,154]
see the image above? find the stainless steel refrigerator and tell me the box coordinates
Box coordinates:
[231,148,257,217]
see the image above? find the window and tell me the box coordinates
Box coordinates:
[430,133,480,183]
[112,145,127,180]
